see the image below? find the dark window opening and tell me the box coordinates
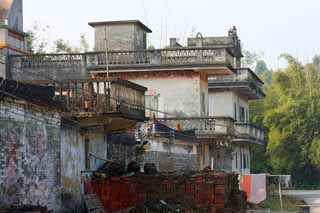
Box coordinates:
[143,33,147,49]
[234,103,237,120]
[239,106,245,122]
[85,139,90,170]
[243,153,247,169]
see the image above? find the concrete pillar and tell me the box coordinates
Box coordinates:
[0,54,7,79]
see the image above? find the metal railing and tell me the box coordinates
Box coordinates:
[157,116,235,137]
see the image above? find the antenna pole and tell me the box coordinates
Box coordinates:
[104,27,110,109]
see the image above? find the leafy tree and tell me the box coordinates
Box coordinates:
[80,33,90,52]
[255,60,273,85]
[54,39,75,53]
[250,54,320,188]
[26,21,90,53]
[53,34,90,53]
[242,49,261,69]
[255,60,268,75]
[26,21,50,53]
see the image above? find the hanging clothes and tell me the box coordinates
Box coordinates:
[240,174,267,204]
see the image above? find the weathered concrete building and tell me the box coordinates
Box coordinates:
[209,67,265,173]
[6,19,266,174]
[0,2,266,209]
[0,77,147,211]
[0,3,150,211]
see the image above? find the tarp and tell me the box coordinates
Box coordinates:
[240,174,267,204]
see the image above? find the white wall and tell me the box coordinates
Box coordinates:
[129,73,207,117]
[208,90,249,122]
[209,91,234,118]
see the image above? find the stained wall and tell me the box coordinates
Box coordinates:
[0,101,61,210]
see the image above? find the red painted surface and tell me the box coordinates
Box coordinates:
[85,173,236,212]
[94,70,199,80]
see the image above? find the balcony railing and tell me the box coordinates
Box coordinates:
[209,68,261,83]
[157,116,235,138]
[209,68,265,98]
[9,47,234,70]
[11,53,84,69]
[35,78,146,121]
[234,123,266,144]
[86,47,234,68]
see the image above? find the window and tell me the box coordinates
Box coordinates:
[243,153,247,169]
[85,139,90,170]
[201,92,206,115]
[246,109,249,122]
[234,103,237,120]
[143,33,147,49]
[235,152,238,169]
[239,106,245,122]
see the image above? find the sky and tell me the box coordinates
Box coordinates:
[23,0,320,69]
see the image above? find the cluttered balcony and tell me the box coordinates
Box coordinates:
[32,78,147,128]
[157,116,235,139]
[234,123,266,145]
[208,68,265,100]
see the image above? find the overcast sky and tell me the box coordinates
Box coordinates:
[24,0,320,69]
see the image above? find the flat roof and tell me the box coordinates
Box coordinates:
[88,20,152,33]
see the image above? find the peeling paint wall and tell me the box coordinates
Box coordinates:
[110,71,204,117]
[0,101,61,210]
[60,125,85,211]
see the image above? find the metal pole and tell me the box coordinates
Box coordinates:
[104,27,110,109]
[279,176,283,212]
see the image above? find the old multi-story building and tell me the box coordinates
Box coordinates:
[0,2,148,211]
[84,20,266,173]
[7,18,266,175]
[209,67,266,174]
[0,1,266,211]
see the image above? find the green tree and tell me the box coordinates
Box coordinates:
[250,53,320,188]
[54,39,75,53]
[53,34,90,53]
[242,49,261,69]
[26,21,50,53]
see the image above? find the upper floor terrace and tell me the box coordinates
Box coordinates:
[7,46,236,82]
[208,68,265,100]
